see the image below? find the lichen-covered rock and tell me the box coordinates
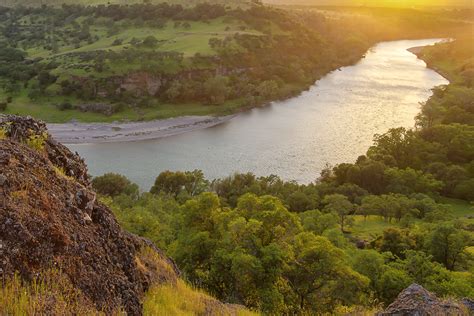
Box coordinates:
[0,115,179,315]
[379,284,469,316]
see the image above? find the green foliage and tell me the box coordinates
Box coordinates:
[3,4,466,123]
[105,166,473,313]
[323,194,355,232]
[92,173,139,198]
[426,223,472,271]
[150,170,209,199]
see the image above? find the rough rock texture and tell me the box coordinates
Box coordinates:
[379,284,471,316]
[0,115,179,315]
[120,72,163,97]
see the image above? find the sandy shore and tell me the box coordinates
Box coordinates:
[47,115,235,144]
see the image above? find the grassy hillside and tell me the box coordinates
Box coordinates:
[0,3,470,123]
[2,0,251,8]
[0,3,375,122]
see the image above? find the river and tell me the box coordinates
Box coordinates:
[69,39,449,190]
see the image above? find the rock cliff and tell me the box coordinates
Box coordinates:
[0,115,179,315]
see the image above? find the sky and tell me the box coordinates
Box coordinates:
[263,0,474,7]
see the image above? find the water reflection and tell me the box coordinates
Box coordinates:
[70,39,448,190]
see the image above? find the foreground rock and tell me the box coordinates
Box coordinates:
[0,115,244,315]
[379,284,472,316]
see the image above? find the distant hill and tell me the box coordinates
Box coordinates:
[1,0,251,7]
[263,0,473,7]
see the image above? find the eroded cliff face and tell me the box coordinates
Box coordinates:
[0,115,179,315]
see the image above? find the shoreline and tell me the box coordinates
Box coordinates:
[47,40,446,145]
[48,115,236,144]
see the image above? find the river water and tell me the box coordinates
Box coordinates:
[69,39,448,190]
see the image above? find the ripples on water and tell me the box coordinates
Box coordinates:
[70,39,449,189]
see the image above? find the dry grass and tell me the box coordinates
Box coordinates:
[143,279,259,316]
[0,270,102,315]
[25,131,48,151]
[10,190,29,202]
[136,246,179,286]
[0,127,7,140]
[53,165,74,181]
[138,246,260,315]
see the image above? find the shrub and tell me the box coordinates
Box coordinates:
[56,102,73,111]
[26,131,48,151]
[0,102,7,111]
[112,38,123,46]
[92,173,139,198]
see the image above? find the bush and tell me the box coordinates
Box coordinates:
[112,38,123,46]
[92,173,139,198]
[0,102,7,111]
[56,102,73,111]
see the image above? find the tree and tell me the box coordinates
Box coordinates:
[377,227,414,258]
[285,233,368,313]
[352,249,386,295]
[322,194,354,233]
[143,35,158,47]
[37,71,58,91]
[300,210,338,235]
[378,268,412,304]
[92,173,139,198]
[150,170,209,198]
[203,76,229,105]
[427,223,472,270]
[385,167,443,195]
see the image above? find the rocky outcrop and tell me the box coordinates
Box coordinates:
[120,72,164,97]
[0,115,179,315]
[379,284,472,316]
[0,115,252,316]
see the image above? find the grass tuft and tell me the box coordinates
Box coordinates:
[25,131,48,151]
[0,270,102,315]
[143,279,261,316]
[0,127,7,140]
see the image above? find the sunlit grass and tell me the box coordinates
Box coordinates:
[0,270,102,315]
[350,215,396,240]
[438,197,474,218]
[144,279,259,316]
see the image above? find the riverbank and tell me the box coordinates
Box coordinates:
[48,40,446,145]
[408,43,454,83]
[48,115,235,144]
